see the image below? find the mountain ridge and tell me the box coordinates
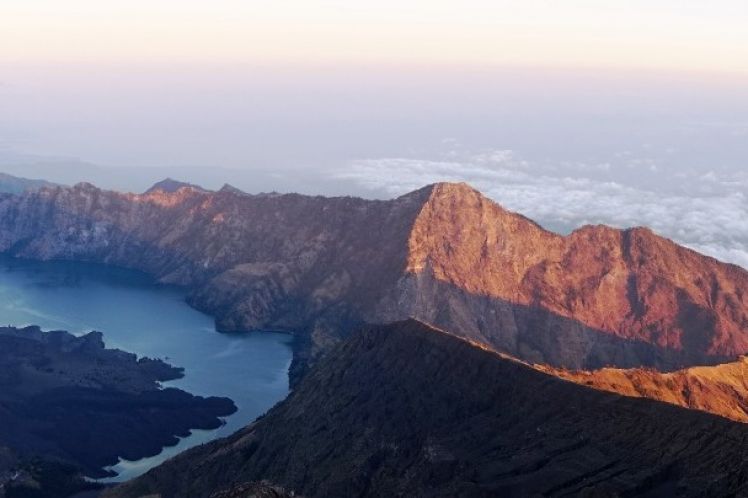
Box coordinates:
[0,180,747,382]
[105,319,748,498]
[0,171,58,194]
[538,355,748,423]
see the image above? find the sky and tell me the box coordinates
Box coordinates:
[4,1,748,71]
[1,1,748,269]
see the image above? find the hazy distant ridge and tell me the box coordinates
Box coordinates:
[0,172,58,194]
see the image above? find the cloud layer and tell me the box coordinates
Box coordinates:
[335,150,748,270]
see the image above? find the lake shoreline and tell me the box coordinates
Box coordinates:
[0,325,237,496]
[0,255,293,487]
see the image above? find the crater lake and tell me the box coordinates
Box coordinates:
[0,255,293,481]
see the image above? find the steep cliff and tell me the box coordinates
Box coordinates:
[376,183,748,369]
[106,320,748,498]
[1,181,748,379]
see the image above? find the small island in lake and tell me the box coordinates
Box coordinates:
[0,325,236,496]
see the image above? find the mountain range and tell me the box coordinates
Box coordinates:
[1,180,747,381]
[1,178,748,496]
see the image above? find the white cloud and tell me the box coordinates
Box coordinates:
[335,150,748,270]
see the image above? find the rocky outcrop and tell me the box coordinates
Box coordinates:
[105,320,748,498]
[538,356,748,423]
[1,181,748,380]
[0,326,236,481]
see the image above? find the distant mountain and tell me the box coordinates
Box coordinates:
[106,320,748,498]
[0,181,747,385]
[145,177,210,194]
[0,171,57,194]
[0,151,361,196]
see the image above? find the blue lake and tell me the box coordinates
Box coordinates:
[0,255,293,481]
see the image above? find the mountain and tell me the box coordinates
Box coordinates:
[538,356,748,423]
[106,320,748,498]
[145,178,210,194]
[0,172,57,194]
[0,181,747,383]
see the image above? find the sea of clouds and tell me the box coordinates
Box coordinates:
[335,148,748,271]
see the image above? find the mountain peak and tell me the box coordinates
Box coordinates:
[406,179,550,275]
[394,182,489,211]
[405,181,483,201]
[145,178,208,194]
[429,181,481,195]
[72,181,98,192]
[421,181,532,222]
[218,183,246,195]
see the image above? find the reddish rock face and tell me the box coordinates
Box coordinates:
[1,181,747,375]
[398,183,748,366]
[537,357,748,423]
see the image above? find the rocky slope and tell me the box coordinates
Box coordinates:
[1,181,748,380]
[538,356,748,423]
[0,325,236,490]
[106,320,748,498]
[208,482,294,498]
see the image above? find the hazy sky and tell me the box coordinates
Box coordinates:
[5,1,748,71]
[2,1,748,269]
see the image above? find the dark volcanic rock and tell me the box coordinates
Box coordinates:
[209,482,295,498]
[3,458,102,498]
[19,386,235,474]
[0,326,236,480]
[107,320,748,498]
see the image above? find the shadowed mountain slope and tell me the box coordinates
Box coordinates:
[106,320,748,498]
[1,181,748,381]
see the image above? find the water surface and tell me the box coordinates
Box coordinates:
[0,255,293,481]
